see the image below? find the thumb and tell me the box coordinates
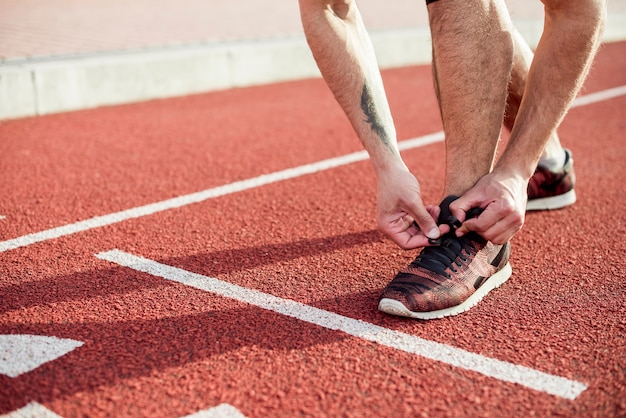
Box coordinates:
[450,195,484,236]
[407,201,440,240]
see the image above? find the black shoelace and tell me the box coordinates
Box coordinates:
[409,196,483,277]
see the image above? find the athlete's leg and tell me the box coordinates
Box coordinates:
[505,27,565,169]
[452,0,606,243]
[380,0,518,318]
[427,0,515,197]
[496,0,606,176]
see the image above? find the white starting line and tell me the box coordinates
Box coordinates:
[97,249,588,401]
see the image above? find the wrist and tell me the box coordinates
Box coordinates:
[371,154,409,179]
[494,152,539,182]
[492,162,533,186]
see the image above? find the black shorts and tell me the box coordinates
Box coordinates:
[426,0,439,4]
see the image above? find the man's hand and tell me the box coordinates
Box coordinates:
[450,169,528,244]
[376,168,442,249]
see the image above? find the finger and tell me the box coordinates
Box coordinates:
[479,219,519,244]
[400,214,415,229]
[403,234,432,249]
[455,219,474,237]
[455,207,497,237]
[384,214,439,249]
[396,213,424,238]
[387,228,431,250]
[487,213,524,244]
[449,194,484,224]
[457,213,521,243]
[393,214,420,236]
[405,203,440,240]
[411,222,450,246]
[413,206,452,238]
[426,205,440,220]
[379,214,420,247]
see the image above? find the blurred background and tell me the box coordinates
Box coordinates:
[1,0,625,119]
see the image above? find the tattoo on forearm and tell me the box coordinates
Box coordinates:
[360,83,394,152]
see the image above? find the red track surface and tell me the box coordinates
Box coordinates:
[1,42,625,417]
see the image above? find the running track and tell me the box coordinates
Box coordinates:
[1,41,625,417]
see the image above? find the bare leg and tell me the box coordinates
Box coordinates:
[427,0,515,197]
[505,27,564,168]
[453,0,606,243]
[496,0,606,179]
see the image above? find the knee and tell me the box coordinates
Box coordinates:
[541,0,607,28]
[299,0,356,18]
[542,0,607,47]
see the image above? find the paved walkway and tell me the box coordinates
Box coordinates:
[1,0,625,119]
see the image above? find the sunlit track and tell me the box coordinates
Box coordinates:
[2,40,625,417]
[1,85,624,254]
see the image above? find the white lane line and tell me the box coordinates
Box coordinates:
[0,132,441,254]
[0,334,84,378]
[1,402,63,418]
[96,249,588,400]
[2,85,625,254]
[571,85,626,108]
[182,404,247,418]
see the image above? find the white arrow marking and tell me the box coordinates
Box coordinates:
[182,404,247,418]
[1,402,62,418]
[0,334,83,378]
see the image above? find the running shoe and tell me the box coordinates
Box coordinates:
[526,149,576,211]
[378,196,512,320]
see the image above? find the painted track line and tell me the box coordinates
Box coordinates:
[0,334,84,378]
[183,404,247,418]
[1,402,246,418]
[97,249,588,400]
[2,402,62,418]
[570,85,626,108]
[2,85,625,254]
[0,133,442,253]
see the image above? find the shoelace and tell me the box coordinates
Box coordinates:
[411,231,476,277]
[409,196,483,277]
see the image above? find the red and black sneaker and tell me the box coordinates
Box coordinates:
[526,149,576,211]
[378,196,511,320]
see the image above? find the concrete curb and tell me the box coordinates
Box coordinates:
[1,14,625,121]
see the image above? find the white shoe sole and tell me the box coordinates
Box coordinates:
[378,262,512,320]
[526,189,576,211]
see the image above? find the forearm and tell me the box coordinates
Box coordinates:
[299,0,406,176]
[496,0,606,179]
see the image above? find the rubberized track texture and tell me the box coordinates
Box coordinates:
[1,41,625,417]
